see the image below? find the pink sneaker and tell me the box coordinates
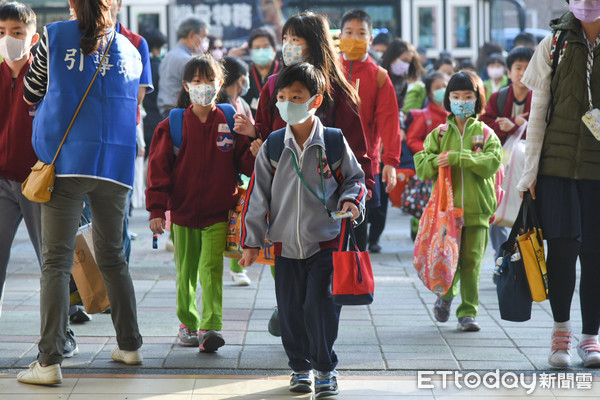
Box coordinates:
[577,339,600,368]
[178,324,199,347]
[549,330,572,368]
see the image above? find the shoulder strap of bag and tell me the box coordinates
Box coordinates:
[322,127,344,185]
[266,128,286,170]
[546,29,568,122]
[496,86,510,116]
[215,103,238,138]
[168,108,185,155]
[51,32,115,166]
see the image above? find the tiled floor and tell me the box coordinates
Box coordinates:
[1,374,599,399]
[2,208,598,399]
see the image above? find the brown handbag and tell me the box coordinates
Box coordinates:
[22,33,115,203]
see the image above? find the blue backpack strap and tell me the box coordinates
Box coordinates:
[215,103,238,138]
[322,127,344,185]
[168,108,185,156]
[266,128,286,171]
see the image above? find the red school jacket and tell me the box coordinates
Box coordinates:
[406,102,450,155]
[253,74,375,193]
[146,106,255,228]
[479,84,531,145]
[341,56,401,175]
[0,56,38,182]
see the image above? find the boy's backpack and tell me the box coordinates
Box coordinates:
[495,86,510,116]
[169,103,242,182]
[265,127,345,185]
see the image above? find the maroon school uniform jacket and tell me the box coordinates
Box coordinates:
[0,56,38,182]
[479,84,531,144]
[146,106,255,228]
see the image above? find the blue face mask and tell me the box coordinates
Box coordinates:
[239,76,250,96]
[276,95,317,125]
[450,99,476,119]
[433,88,446,104]
[251,47,275,66]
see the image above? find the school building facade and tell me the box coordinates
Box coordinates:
[29,0,565,62]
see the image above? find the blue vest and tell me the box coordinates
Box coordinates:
[32,20,142,187]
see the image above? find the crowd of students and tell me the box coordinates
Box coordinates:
[3,0,600,396]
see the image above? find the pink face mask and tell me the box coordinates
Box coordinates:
[570,0,600,23]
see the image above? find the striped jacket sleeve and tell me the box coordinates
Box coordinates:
[23,27,49,104]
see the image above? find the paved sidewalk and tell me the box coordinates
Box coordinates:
[0,206,597,398]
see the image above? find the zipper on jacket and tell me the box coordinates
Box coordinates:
[448,120,466,210]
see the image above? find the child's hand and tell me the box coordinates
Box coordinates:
[437,151,452,167]
[496,117,515,132]
[149,218,166,234]
[515,112,529,126]
[239,248,259,268]
[381,164,397,193]
[250,138,263,157]
[341,201,360,221]
[234,114,258,139]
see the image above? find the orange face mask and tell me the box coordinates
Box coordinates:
[339,38,368,61]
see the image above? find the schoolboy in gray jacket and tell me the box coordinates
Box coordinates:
[239,63,366,398]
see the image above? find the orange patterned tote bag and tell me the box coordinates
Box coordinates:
[413,166,464,296]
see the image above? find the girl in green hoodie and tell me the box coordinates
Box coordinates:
[414,71,503,332]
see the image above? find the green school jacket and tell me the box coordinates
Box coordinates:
[414,116,503,227]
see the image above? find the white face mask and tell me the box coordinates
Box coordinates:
[187,82,218,106]
[276,95,317,126]
[282,42,307,66]
[0,35,29,62]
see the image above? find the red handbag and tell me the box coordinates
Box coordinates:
[331,218,375,305]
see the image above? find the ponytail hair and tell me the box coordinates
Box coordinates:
[72,0,112,55]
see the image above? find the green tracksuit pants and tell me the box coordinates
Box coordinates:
[172,222,227,331]
[442,226,488,318]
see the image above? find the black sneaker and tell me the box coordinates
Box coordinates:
[433,297,452,323]
[368,242,382,253]
[268,307,281,337]
[63,328,79,358]
[69,305,92,323]
[289,370,313,393]
[199,330,225,353]
[315,370,339,398]
[457,317,481,332]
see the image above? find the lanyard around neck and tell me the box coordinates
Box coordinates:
[585,35,600,110]
[290,146,331,217]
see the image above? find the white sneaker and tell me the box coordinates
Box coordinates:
[577,339,600,368]
[111,347,143,365]
[17,362,62,385]
[549,330,572,368]
[231,270,251,286]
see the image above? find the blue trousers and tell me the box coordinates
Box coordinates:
[275,249,341,372]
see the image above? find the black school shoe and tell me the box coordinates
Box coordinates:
[199,330,225,353]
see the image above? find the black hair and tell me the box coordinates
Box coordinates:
[142,28,166,51]
[176,18,206,40]
[513,32,536,48]
[281,11,359,108]
[248,26,276,49]
[71,0,111,55]
[0,1,36,31]
[274,62,326,97]
[459,59,476,71]
[221,56,248,87]
[434,57,456,72]
[176,54,224,109]
[506,46,534,70]
[381,38,423,81]
[340,9,372,33]
[424,71,447,96]
[486,52,506,67]
[372,32,391,47]
[443,71,486,115]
